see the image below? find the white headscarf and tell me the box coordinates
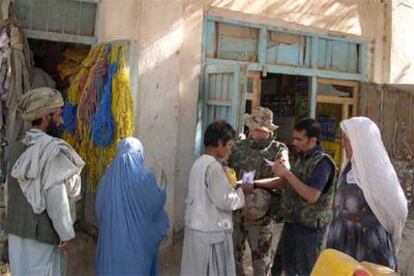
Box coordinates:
[340,117,408,252]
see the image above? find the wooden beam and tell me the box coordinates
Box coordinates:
[23,29,96,44]
[317,78,359,88]
[206,100,232,107]
[317,95,355,105]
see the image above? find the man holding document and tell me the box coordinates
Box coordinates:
[228,107,289,276]
[256,118,337,276]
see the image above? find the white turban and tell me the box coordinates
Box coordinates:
[17,87,64,122]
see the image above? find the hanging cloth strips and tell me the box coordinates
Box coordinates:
[91,63,116,147]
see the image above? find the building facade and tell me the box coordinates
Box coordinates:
[16,0,414,243]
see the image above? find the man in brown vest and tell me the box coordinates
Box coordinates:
[5,87,84,275]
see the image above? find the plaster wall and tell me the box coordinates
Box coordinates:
[95,0,395,235]
[390,0,414,84]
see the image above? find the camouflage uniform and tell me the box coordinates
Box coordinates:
[228,136,289,276]
[282,151,337,228]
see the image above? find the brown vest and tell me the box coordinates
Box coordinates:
[5,141,60,245]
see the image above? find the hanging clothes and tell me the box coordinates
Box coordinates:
[95,137,169,275]
[4,20,32,144]
[30,67,56,89]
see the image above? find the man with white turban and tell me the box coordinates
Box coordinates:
[4,87,85,275]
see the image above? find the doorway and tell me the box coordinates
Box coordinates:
[316,79,359,166]
[244,73,310,148]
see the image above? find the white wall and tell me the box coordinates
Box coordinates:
[390,0,414,84]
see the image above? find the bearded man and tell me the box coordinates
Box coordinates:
[5,87,85,275]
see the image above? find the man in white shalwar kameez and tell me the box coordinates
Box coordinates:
[4,87,85,275]
[181,121,251,276]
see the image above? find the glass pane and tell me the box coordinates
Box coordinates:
[266,31,310,67]
[317,38,360,73]
[216,23,259,62]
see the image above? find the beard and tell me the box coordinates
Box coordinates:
[46,118,64,138]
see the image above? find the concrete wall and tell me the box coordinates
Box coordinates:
[96,0,184,245]
[390,0,414,84]
[95,0,139,41]
[95,0,399,236]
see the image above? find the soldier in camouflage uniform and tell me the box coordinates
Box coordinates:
[228,107,290,276]
[257,118,337,276]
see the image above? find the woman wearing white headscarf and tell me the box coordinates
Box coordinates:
[326,117,408,270]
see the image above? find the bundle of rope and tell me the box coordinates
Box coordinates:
[91,63,116,147]
[64,45,104,148]
[63,43,134,192]
[111,45,134,143]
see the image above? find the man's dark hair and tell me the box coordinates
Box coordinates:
[31,113,52,127]
[294,118,321,139]
[204,120,236,147]
[31,118,43,127]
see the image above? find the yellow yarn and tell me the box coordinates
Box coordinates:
[64,44,134,192]
[111,45,134,142]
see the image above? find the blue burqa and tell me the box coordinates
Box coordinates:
[95,137,169,275]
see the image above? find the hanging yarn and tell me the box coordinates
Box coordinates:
[65,45,104,149]
[111,45,134,142]
[77,58,107,134]
[63,43,134,192]
[63,103,77,133]
[91,63,116,147]
[67,46,102,105]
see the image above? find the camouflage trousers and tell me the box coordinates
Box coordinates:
[233,211,283,276]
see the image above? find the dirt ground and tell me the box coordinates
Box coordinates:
[158,233,254,276]
[1,220,413,275]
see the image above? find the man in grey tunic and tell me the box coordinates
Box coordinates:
[5,87,85,275]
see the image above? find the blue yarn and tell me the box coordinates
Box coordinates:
[91,63,117,147]
[63,103,77,133]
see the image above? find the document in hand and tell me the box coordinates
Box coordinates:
[242,170,256,184]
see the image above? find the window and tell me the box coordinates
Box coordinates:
[318,39,359,73]
[14,0,97,44]
[266,31,311,67]
[207,22,259,62]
